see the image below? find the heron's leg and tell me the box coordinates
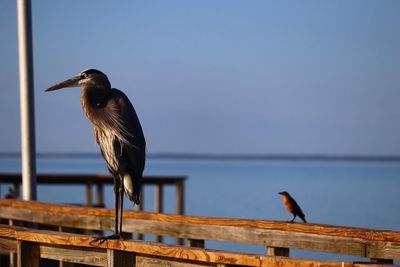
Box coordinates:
[95,177,122,244]
[118,176,124,235]
[289,214,296,223]
[114,178,120,235]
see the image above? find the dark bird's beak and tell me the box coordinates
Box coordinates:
[46,75,81,92]
[278,192,283,195]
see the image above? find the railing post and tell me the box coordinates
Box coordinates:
[9,219,18,267]
[188,239,205,248]
[17,240,39,267]
[86,181,93,207]
[96,183,104,207]
[176,180,185,245]
[155,184,164,242]
[107,249,135,267]
[135,188,144,240]
[155,183,164,214]
[267,246,290,257]
[176,180,184,216]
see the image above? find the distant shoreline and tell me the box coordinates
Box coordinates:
[1,152,400,162]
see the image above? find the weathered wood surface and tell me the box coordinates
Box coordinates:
[40,244,107,266]
[0,224,398,267]
[0,225,352,266]
[0,236,17,253]
[0,199,399,260]
[136,256,210,267]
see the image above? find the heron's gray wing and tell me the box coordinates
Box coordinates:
[109,89,146,204]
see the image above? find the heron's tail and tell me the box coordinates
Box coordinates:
[122,173,141,205]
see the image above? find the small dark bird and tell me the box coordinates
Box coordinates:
[46,69,146,242]
[278,191,307,223]
[5,187,18,199]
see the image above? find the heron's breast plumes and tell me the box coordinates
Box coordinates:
[81,88,134,149]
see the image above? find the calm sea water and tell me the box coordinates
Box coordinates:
[0,156,399,261]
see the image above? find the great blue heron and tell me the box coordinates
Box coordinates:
[278,191,307,223]
[46,69,146,242]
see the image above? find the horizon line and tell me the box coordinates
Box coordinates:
[1,152,400,162]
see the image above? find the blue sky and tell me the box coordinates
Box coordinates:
[0,1,399,155]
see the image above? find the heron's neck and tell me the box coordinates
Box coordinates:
[81,85,110,124]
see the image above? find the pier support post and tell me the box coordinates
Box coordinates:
[17,240,39,267]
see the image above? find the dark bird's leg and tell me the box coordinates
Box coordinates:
[289,214,296,223]
[95,177,122,244]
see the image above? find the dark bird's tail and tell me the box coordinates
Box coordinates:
[299,213,307,223]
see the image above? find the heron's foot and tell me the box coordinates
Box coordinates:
[94,233,122,244]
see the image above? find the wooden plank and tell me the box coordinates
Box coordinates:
[0,225,372,267]
[355,263,400,267]
[136,255,210,267]
[40,243,107,266]
[0,236,17,267]
[260,257,355,267]
[0,206,114,230]
[119,219,395,259]
[1,200,400,260]
[107,249,135,267]
[0,174,187,185]
[0,237,17,253]
[17,240,39,267]
[6,226,263,266]
[367,240,400,260]
[7,225,365,267]
[0,199,398,243]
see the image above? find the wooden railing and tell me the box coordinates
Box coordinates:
[1,224,381,267]
[0,174,186,215]
[0,199,399,266]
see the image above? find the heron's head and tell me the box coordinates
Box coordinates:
[278,191,289,196]
[46,69,111,92]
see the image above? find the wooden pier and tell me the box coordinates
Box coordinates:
[0,173,186,215]
[0,199,399,266]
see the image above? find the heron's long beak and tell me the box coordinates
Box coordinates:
[45,75,81,92]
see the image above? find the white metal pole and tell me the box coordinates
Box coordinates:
[17,0,37,201]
